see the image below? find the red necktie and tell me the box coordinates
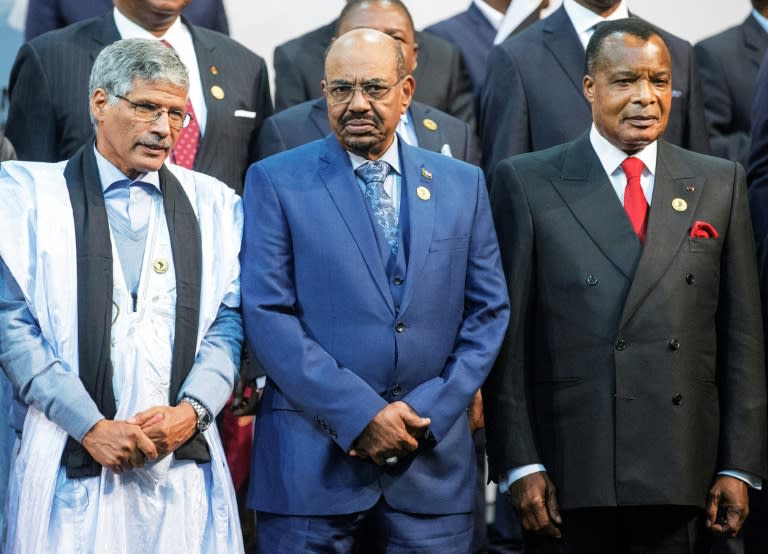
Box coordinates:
[621,157,648,243]
[159,39,200,169]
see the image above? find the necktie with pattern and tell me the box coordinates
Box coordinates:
[159,39,200,169]
[621,156,648,243]
[355,160,399,254]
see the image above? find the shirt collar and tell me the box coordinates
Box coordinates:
[753,9,768,35]
[347,135,402,175]
[113,6,186,43]
[562,0,629,35]
[473,0,506,30]
[589,124,657,177]
[94,144,161,193]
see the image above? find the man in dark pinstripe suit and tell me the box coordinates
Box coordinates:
[6,0,272,194]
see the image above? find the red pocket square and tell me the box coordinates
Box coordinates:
[690,220,719,238]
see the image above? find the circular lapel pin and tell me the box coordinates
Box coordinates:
[153,258,169,274]
[417,186,431,200]
[672,198,688,212]
[211,85,225,100]
[422,118,438,131]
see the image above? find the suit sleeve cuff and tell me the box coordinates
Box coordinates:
[718,470,763,490]
[498,463,547,494]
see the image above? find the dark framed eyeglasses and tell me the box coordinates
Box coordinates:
[325,76,405,105]
[113,94,193,129]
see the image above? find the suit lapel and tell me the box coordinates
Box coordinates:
[310,98,332,137]
[542,7,588,102]
[318,137,395,314]
[550,135,641,280]
[743,15,768,71]
[188,22,223,173]
[399,142,436,315]
[410,103,443,153]
[89,13,120,61]
[619,141,702,326]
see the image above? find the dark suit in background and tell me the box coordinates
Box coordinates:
[24,0,230,39]
[424,2,497,96]
[479,6,710,179]
[256,97,479,165]
[272,20,475,125]
[695,12,768,166]
[5,11,271,194]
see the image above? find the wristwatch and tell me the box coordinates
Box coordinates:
[182,397,212,432]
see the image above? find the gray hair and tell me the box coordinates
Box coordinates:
[88,38,189,124]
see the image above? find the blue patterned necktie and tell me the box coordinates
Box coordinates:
[355,160,399,254]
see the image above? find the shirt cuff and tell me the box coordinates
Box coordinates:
[498,463,547,494]
[718,470,763,490]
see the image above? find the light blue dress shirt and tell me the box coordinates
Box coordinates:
[0,150,242,442]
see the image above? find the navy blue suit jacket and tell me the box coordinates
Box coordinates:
[479,6,710,180]
[24,0,229,40]
[255,97,480,166]
[6,11,271,194]
[241,135,509,515]
[696,14,768,166]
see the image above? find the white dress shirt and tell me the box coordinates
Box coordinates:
[113,7,208,134]
[562,0,629,50]
[474,0,506,31]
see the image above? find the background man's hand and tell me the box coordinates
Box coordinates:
[128,404,198,458]
[706,476,749,537]
[469,389,484,433]
[231,375,263,417]
[348,401,431,465]
[508,471,562,539]
[81,419,158,473]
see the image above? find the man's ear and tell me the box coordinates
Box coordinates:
[91,88,110,123]
[583,75,595,105]
[401,74,416,113]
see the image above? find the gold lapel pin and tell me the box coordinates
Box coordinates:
[672,198,688,212]
[421,168,432,180]
[686,184,696,192]
[211,85,225,100]
[417,186,431,200]
[422,118,438,131]
[209,65,219,75]
[153,258,169,274]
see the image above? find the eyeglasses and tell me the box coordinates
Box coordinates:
[325,76,405,105]
[113,94,193,129]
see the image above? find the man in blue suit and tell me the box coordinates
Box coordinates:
[241,28,509,551]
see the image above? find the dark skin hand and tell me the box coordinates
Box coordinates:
[230,375,264,417]
[128,403,198,458]
[81,418,159,474]
[508,471,562,539]
[469,389,484,433]
[349,400,431,465]
[706,476,750,537]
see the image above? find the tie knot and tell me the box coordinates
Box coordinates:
[621,157,644,180]
[355,160,390,185]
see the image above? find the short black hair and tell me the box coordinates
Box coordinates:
[585,18,669,75]
[336,0,416,35]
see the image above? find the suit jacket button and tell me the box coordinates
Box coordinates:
[615,338,626,351]
[392,385,402,396]
[685,273,695,285]
[395,322,406,333]
[585,274,599,286]
[669,338,680,350]
[393,276,404,285]
[672,394,683,405]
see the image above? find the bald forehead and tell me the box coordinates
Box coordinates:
[325,31,401,80]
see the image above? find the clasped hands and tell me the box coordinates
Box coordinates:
[509,472,749,539]
[81,403,198,474]
[348,400,431,466]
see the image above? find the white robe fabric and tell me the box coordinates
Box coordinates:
[0,160,244,554]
